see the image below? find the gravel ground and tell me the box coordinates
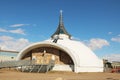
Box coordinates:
[0,69,120,80]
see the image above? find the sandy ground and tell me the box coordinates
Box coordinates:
[0,69,120,80]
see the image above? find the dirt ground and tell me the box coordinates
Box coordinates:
[0,69,120,80]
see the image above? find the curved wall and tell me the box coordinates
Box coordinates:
[16,39,103,72]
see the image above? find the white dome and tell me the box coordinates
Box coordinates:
[17,38,103,73]
[16,11,103,72]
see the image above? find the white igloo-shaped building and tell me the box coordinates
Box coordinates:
[17,11,103,73]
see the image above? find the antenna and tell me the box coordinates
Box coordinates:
[60,10,63,15]
[59,10,63,25]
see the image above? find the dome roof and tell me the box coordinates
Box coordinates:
[17,38,103,67]
[52,39,103,67]
[16,11,103,72]
[16,38,103,72]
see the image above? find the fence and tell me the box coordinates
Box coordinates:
[0,59,55,73]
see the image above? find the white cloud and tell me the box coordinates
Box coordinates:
[0,28,25,35]
[9,28,25,35]
[10,24,29,27]
[111,36,120,43]
[85,38,109,50]
[0,28,8,32]
[0,35,31,51]
[108,32,112,35]
[103,54,120,62]
[0,36,13,41]
[71,37,110,50]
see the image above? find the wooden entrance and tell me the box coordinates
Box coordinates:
[22,47,74,65]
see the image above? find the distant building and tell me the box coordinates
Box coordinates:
[17,11,103,73]
[103,59,112,72]
[103,59,120,73]
[111,61,120,73]
[0,52,17,61]
[112,61,120,69]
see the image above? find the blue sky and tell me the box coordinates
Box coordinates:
[0,0,120,61]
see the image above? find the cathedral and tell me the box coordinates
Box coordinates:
[16,11,103,73]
